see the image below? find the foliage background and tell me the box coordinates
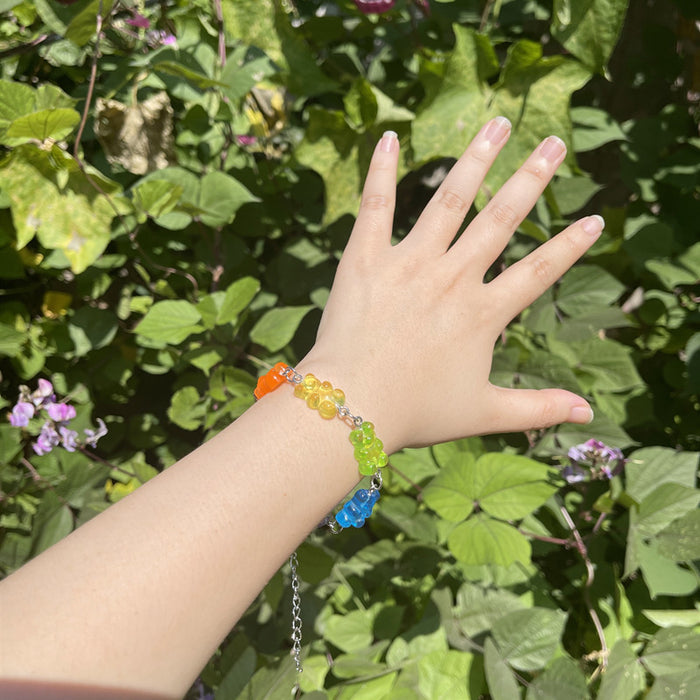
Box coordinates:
[0,0,698,697]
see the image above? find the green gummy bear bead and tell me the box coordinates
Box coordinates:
[349,429,363,446]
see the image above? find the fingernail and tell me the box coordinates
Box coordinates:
[539,135,566,162]
[569,405,594,424]
[483,116,511,145]
[581,214,605,236]
[379,130,398,153]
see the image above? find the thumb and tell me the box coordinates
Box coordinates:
[482,385,593,434]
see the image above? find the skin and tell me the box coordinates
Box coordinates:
[0,119,601,699]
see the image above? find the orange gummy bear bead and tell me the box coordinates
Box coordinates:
[253,362,289,400]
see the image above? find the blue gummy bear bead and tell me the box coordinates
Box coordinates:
[334,489,381,529]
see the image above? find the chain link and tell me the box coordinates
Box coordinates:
[289,552,303,675]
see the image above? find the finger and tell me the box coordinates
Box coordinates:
[404,117,512,253]
[449,134,567,273]
[481,385,593,434]
[487,215,605,326]
[347,130,400,253]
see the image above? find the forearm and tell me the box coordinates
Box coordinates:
[0,363,369,697]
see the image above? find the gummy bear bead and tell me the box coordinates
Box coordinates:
[318,400,337,419]
[306,392,320,410]
[302,374,319,391]
[318,381,333,398]
[377,451,388,468]
[331,388,345,406]
[293,383,307,399]
[335,509,351,528]
[349,429,364,446]
[358,459,376,476]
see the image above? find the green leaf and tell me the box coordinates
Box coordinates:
[597,640,645,700]
[423,453,477,522]
[249,305,313,352]
[571,106,627,151]
[417,649,474,699]
[424,452,555,523]
[549,176,601,215]
[642,609,700,628]
[448,515,531,567]
[647,670,700,700]
[65,0,114,46]
[491,607,567,671]
[217,277,261,325]
[626,447,698,504]
[0,322,25,356]
[642,627,700,677]
[526,656,589,700]
[454,582,527,637]
[132,180,183,221]
[470,453,557,520]
[197,171,257,227]
[634,482,700,539]
[551,337,643,392]
[135,300,204,345]
[555,265,625,316]
[324,609,374,653]
[654,510,700,561]
[0,80,36,133]
[0,145,116,272]
[3,108,80,145]
[551,0,629,75]
[29,491,74,558]
[68,307,118,357]
[636,540,698,598]
[167,386,206,431]
[484,637,520,700]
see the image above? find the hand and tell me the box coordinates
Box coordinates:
[299,117,600,453]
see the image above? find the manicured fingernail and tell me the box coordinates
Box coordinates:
[379,130,398,153]
[581,214,605,236]
[539,135,566,162]
[569,405,594,424]
[483,116,511,145]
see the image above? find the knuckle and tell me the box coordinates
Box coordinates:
[487,202,518,227]
[361,193,389,210]
[535,393,561,427]
[437,188,469,214]
[521,163,548,182]
[529,254,553,283]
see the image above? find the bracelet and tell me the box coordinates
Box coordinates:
[254,362,387,681]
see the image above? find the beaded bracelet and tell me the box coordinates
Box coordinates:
[254,362,386,530]
[254,362,387,682]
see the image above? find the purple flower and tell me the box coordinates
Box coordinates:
[59,426,79,452]
[32,378,54,405]
[126,12,150,29]
[562,464,586,484]
[84,418,108,448]
[236,135,257,146]
[33,422,60,456]
[146,29,177,47]
[353,0,396,14]
[9,402,34,428]
[46,402,77,423]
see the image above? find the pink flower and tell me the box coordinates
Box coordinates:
[9,402,34,428]
[46,402,77,423]
[353,0,396,14]
[126,12,150,29]
[236,135,257,146]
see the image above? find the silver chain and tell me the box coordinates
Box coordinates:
[289,552,303,675]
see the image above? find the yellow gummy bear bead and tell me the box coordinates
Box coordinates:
[318,400,336,419]
[293,383,307,399]
[331,388,345,406]
[319,381,333,398]
[306,392,320,410]
[303,374,319,390]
